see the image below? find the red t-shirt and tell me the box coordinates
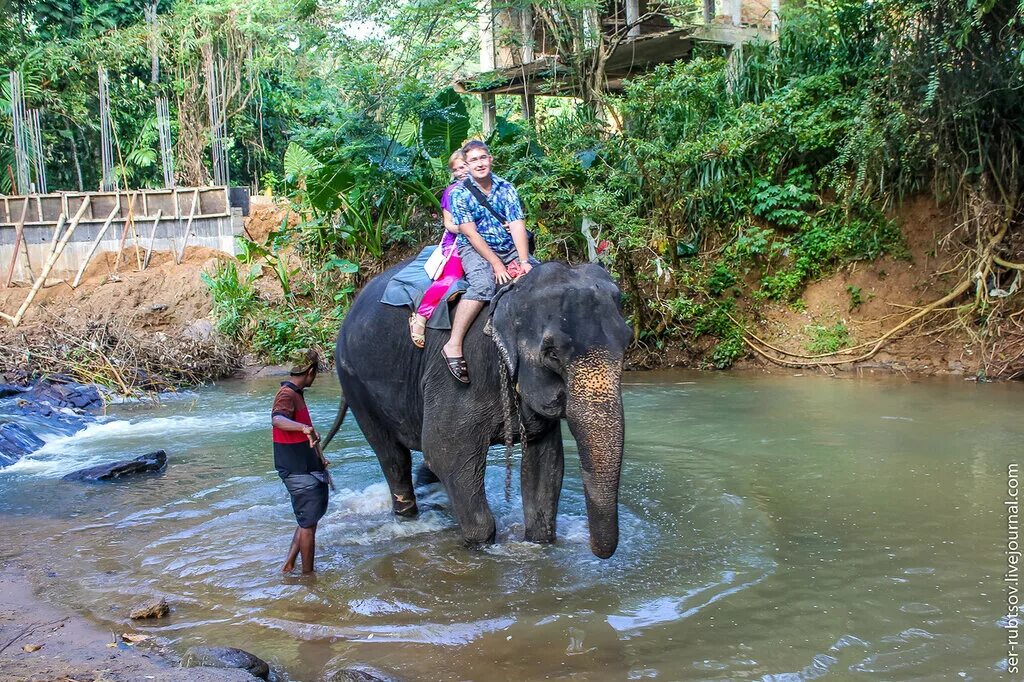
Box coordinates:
[271,382,313,444]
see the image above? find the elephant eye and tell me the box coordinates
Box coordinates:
[541,341,561,371]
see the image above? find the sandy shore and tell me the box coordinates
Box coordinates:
[0,568,255,682]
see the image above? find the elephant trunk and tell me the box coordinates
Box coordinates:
[565,351,624,559]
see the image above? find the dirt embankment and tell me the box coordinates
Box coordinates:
[737,197,1023,379]
[0,195,1017,384]
[0,247,225,332]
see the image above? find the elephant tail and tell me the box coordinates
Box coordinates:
[320,392,349,451]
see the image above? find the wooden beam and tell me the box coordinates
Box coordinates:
[143,209,164,270]
[521,94,536,123]
[72,195,121,288]
[2,198,89,327]
[113,191,139,273]
[519,7,534,63]
[175,188,200,264]
[478,0,495,71]
[482,95,497,135]
[4,197,30,287]
[626,0,641,38]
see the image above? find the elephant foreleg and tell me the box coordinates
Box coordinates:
[424,441,496,547]
[521,423,564,544]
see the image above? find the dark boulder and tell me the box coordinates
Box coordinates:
[181,646,270,680]
[62,450,167,482]
[329,666,399,682]
[24,381,103,412]
[0,422,45,468]
[15,400,92,433]
[0,384,27,399]
[128,596,170,620]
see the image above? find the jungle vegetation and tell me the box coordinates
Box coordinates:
[3,1,1023,372]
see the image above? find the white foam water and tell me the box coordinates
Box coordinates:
[1,411,265,478]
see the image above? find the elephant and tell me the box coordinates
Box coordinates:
[321,261,632,558]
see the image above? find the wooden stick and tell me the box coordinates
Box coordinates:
[47,212,65,254]
[19,222,35,285]
[176,188,200,264]
[314,442,337,492]
[113,192,138,273]
[1,197,90,327]
[4,197,30,287]
[71,195,121,288]
[143,209,163,270]
[131,200,144,271]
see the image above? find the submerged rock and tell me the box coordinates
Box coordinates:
[129,597,170,620]
[0,422,45,468]
[329,666,399,682]
[24,381,103,412]
[62,450,167,482]
[0,383,27,399]
[182,646,270,680]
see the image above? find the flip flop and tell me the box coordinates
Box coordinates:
[408,314,426,349]
[441,349,470,383]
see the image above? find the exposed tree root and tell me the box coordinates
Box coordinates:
[736,215,1019,371]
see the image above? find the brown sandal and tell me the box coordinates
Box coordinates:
[441,349,470,383]
[409,314,426,349]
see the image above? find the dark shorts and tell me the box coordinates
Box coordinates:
[281,472,328,528]
[458,244,539,302]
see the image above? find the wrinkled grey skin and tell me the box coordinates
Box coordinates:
[322,261,632,558]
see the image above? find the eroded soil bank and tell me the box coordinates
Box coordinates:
[0,196,1020,390]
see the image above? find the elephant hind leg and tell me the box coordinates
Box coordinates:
[360,418,418,517]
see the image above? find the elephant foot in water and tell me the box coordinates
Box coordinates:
[392,493,418,518]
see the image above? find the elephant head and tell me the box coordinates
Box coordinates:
[490,262,632,558]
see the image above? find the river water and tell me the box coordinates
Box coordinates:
[0,372,1019,680]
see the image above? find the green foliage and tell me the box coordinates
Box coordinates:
[202,254,345,363]
[750,168,817,228]
[12,0,1021,371]
[200,261,258,338]
[758,205,903,301]
[419,88,470,160]
[846,285,863,311]
[706,263,737,297]
[805,323,851,354]
[248,306,339,364]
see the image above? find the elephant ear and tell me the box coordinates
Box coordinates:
[487,283,519,379]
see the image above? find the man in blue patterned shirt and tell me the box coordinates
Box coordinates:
[441,140,536,383]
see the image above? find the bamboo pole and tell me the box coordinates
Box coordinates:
[175,188,200,264]
[113,191,139,273]
[1,197,90,327]
[4,197,30,287]
[18,227,34,285]
[143,209,163,270]
[71,196,121,288]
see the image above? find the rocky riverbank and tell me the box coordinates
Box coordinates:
[0,568,257,682]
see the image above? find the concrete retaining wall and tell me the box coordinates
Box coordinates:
[0,187,243,282]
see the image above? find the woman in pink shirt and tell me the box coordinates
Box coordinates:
[409,151,469,347]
